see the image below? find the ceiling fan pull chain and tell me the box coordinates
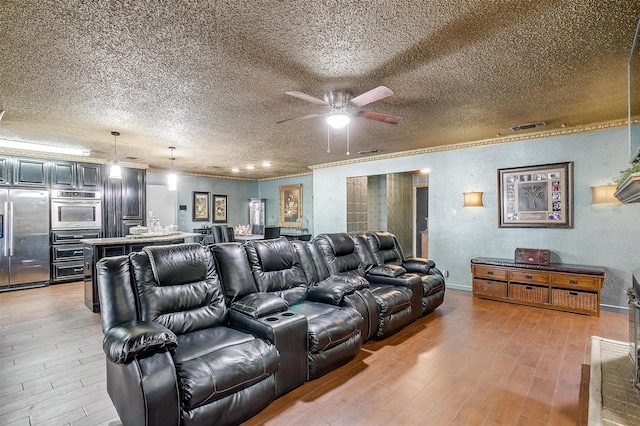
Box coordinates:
[346,124,350,155]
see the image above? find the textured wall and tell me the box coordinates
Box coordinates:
[346,176,368,233]
[313,126,640,308]
[387,173,414,256]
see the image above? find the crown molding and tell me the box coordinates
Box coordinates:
[309,117,640,171]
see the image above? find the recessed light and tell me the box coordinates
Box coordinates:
[262,162,271,167]
[246,165,255,170]
[231,168,240,172]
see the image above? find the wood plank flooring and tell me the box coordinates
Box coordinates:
[0,282,629,425]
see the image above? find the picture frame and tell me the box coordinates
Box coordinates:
[212,194,228,223]
[279,184,302,227]
[498,162,573,228]
[192,191,210,221]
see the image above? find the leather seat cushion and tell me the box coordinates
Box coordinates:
[173,327,279,410]
[369,284,412,315]
[288,302,362,353]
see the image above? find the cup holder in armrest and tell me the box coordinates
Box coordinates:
[260,310,297,323]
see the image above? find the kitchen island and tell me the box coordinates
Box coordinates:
[82,232,200,312]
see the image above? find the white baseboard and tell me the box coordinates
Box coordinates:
[445,283,471,291]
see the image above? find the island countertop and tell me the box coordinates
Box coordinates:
[81,232,201,246]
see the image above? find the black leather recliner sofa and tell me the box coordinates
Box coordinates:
[97,243,280,426]
[97,231,445,425]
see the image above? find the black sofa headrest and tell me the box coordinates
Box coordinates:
[249,237,296,272]
[144,243,213,286]
[322,233,355,257]
[372,232,396,251]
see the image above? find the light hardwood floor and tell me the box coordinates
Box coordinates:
[0,282,629,425]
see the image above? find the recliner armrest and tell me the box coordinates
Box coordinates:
[307,278,358,305]
[103,321,178,365]
[369,264,407,278]
[402,258,436,274]
[230,293,289,318]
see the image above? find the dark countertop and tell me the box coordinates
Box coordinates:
[80,232,201,246]
[471,257,605,275]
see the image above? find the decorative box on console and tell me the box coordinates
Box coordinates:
[514,248,550,266]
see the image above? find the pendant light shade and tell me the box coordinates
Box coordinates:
[167,147,177,191]
[108,131,122,179]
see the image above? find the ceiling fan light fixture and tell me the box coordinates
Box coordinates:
[326,113,350,129]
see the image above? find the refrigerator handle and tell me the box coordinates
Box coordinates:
[5,201,13,256]
[2,201,7,256]
[0,214,3,239]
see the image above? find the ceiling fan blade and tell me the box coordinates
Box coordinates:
[276,113,325,125]
[285,91,329,106]
[349,86,394,108]
[354,111,403,125]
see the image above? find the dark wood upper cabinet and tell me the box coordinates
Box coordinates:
[0,156,10,186]
[121,168,144,220]
[51,161,102,190]
[103,167,146,238]
[50,161,75,188]
[13,157,48,187]
[77,163,102,189]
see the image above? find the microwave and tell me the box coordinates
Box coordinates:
[51,191,102,230]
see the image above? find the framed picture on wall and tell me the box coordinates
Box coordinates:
[498,162,573,228]
[279,184,302,227]
[192,191,210,221]
[213,194,228,223]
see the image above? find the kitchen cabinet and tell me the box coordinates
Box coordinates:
[13,157,49,187]
[51,161,102,189]
[103,167,146,238]
[50,229,101,283]
[0,156,10,186]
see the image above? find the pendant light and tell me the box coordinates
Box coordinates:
[108,131,122,179]
[167,146,177,191]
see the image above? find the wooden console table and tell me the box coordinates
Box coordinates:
[470,257,605,317]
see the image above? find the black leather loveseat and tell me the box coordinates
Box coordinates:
[97,232,445,425]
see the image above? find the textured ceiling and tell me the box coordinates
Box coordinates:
[1,1,639,179]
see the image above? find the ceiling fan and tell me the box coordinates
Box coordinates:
[277,86,402,128]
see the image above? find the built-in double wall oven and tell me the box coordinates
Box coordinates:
[50,190,102,283]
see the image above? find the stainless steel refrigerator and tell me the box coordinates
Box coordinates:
[1,188,50,289]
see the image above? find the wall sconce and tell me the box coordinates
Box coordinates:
[463,191,484,207]
[591,185,620,204]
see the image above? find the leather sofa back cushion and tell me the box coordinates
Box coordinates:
[211,243,258,303]
[366,232,402,265]
[315,234,364,276]
[145,243,212,286]
[245,238,308,301]
[130,246,228,335]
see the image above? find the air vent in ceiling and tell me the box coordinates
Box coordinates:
[509,122,546,132]
[357,149,380,155]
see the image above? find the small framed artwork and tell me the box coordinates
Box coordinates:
[498,162,573,228]
[213,194,228,223]
[192,191,210,221]
[279,184,302,227]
